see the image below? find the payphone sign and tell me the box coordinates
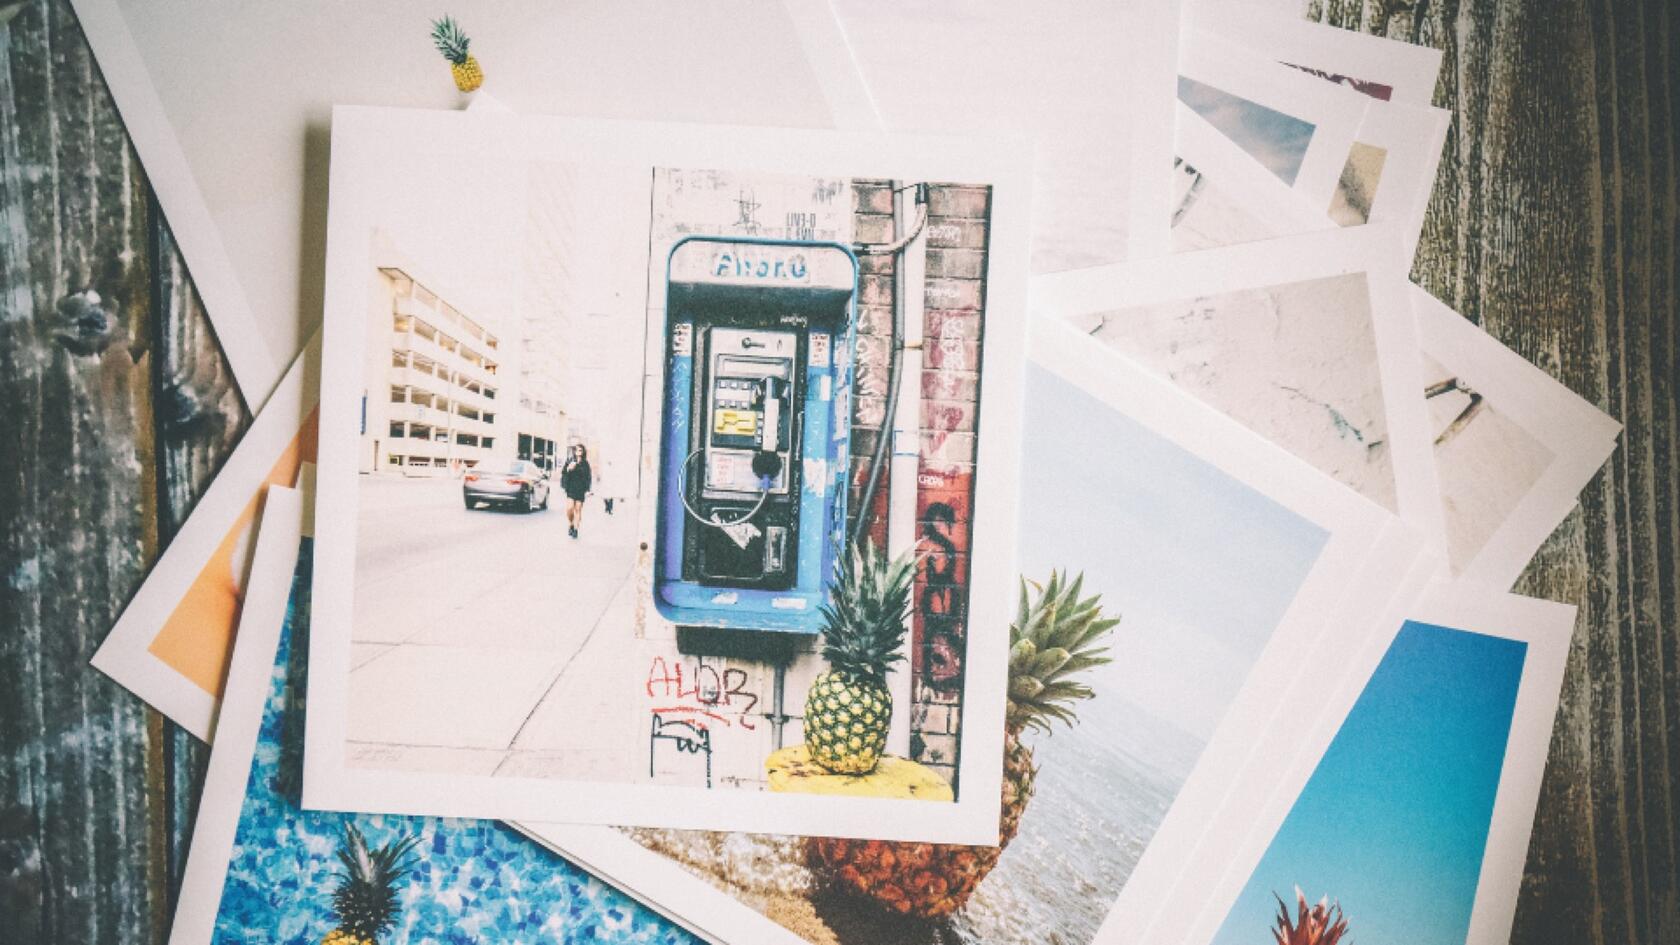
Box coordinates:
[667,240,856,292]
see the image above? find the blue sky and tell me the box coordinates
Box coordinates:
[1210,620,1527,945]
[1177,75,1316,186]
[1017,366,1329,741]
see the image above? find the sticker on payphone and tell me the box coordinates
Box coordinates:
[808,332,830,367]
[671,322,693,356]
[713,409,758,437]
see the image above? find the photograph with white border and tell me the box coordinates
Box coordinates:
[1412,286,1621,588]
[1033,225,1444,546]
[90,333,321,741]
[1157,585,1576,945]
[1176,32,1370,212]
[304,106,1033,841]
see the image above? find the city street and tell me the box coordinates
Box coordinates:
[346,474,644,782]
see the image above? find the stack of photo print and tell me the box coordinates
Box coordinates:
[73,1,1619,943]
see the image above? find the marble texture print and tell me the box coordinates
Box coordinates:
[1072,275,1398,513]
[212,544,693,945]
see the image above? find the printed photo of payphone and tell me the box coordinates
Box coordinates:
[655,237,859,632]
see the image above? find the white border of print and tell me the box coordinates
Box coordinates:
[166,486,305,945]
[304,105,1032,843]
[1167,581,1576,945]
[809,0,1184,262]
[1178,31,1370,212]
[516,317,1429,944]
[1033,224,1448,554]
[1343,101,1450,259]
[67,0,285,402]
[1412,286,1622,588]
[90,332,320,741]
[1188,0,1445,106]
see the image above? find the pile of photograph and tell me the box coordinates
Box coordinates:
[71,0,1620,943]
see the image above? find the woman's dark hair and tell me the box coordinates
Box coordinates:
[571,444,587,461]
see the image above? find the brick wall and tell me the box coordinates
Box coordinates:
[848,182,991,787]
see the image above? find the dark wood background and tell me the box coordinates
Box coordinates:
[0,0,1674,941]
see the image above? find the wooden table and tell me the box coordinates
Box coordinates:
[1,0,1675,941]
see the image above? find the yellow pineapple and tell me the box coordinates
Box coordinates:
[808,571,1118,917]
[430,16,484,92]
[319,824,418,945]
[802,541,916,775]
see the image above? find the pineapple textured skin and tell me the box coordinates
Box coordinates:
[452,56,484,92]
[803,669,892,775]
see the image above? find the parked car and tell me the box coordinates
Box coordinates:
[463,460,550,512]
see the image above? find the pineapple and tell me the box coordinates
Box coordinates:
[430,16,484,92]
[807,571,1117,918]
[1271,890,1350,945]
[803,541,917,775]
[319,824,419,945]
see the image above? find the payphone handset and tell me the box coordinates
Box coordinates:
[698,329,796,499]
[655,237,858,633]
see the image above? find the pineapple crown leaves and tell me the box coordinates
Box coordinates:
[430,15,472,64]
[817,540,918,684]
[1006,570,1119,736]
[330,823,420,940]
[1271,888,1350,945]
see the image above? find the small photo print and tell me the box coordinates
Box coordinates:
[1209,620,1525,945]
[1423,357,1557,574]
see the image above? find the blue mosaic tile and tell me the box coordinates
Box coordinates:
[211,541,697,945]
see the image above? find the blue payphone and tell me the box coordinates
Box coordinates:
[654,237,858,633]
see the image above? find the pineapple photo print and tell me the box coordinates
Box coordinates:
[305,108,1031,840]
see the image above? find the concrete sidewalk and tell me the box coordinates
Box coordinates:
[346,475,646,783]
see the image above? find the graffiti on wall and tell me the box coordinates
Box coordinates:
[916,473,971,695]
[645,655,762,730]
[649,712,713,788]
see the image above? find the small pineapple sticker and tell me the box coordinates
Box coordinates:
[431,15,483,92]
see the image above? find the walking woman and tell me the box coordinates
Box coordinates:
[559,444,593,539]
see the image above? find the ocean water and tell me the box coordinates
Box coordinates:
[947,694,1204,945]
[212,545,694,945]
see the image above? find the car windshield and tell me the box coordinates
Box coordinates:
[482,462,531,477]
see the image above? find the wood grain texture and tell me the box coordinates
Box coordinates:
[0,0,1674,941]
[1309,0,1680,941]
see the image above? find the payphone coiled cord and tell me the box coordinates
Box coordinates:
[676,448,772,528]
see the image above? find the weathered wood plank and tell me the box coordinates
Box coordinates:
[0,0,165,941]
